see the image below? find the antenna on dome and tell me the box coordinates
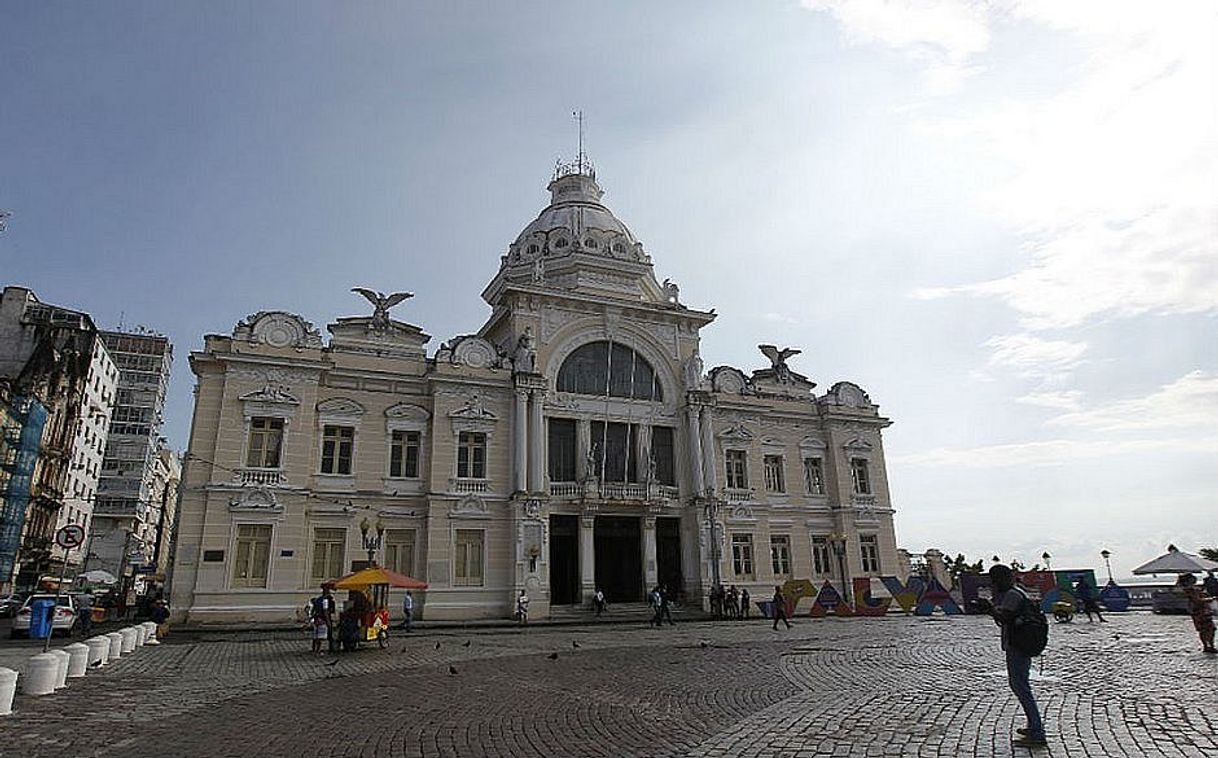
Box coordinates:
[573,109,585,174]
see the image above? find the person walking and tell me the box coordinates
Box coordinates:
[76,590,94,636]
[648,586,663,627]
[593,587,607,617]
[771,586,791,630]
[740,588,751,620]
[1177,573,1216,654]
[400,590,414,632]
[983,564,1047,747]
[726,585,740,619]
[150,599,170,639]
[516,590,530,625]
[308,585,336,654]
[1203,570,1218,601]
[1073,578,1105,623]
[659,585,675,626]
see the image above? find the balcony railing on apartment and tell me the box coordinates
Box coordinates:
[549,481,681,502]
[450,477,490,494]
[724,488,753,502]
[232,468,286,486]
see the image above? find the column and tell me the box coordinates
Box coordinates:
[513,389,528,493]
[528,389,545,493]
[580,514,596,602]
[642,515,658,589]
[699,407,718,495]
[685,407,705,497]
[576,419,592,482]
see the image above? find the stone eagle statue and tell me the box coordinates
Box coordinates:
[758,344,801,383]
[351,288,413,330]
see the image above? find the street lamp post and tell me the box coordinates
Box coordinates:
[704,495,722,603]
[1100,549,1113,585]
[829,532,849,603]
[1042,551,1051,571]
[359,516,385,565]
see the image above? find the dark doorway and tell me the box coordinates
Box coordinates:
[657,517,683,601]
[594,516,642,602]
[549,515,580,605]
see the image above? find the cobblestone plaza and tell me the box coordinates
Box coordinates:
[3,612,1215,757]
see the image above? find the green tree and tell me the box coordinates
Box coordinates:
[941,553,986,589]
[1201,547,1218,562]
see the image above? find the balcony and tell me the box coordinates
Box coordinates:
[232,468,286,486]
[725,488,753,502]
[450,477,490,494]
[549,482,583,498]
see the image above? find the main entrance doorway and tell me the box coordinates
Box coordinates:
[549,515,580,606]
[656,517,683,602]
[594,516,642,602]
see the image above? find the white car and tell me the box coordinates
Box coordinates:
[9,594,79,638]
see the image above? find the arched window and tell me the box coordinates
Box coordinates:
[557,341,662,401]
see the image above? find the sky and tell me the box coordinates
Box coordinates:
[2,1,1214,581]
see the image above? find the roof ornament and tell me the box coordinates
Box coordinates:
[554,110,596,180]
[759,344,801,384]
[351,287,413,331]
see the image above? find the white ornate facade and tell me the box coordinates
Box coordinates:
[169,162,901,624]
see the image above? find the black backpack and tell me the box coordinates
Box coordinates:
[1009,587,1049,657]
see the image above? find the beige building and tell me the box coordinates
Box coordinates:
[170,161,900,625]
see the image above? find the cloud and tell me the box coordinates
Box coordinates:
[802,0,991,93]
[1049,370,1218,431]
[891,434,1218,468]
[1016,390,1083,411]
[760,311,800,325]
[983,333,1087,380]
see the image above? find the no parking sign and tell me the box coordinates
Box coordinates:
[55,524,86,550]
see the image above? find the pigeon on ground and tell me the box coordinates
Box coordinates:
[572,640,581,648]
[90,660,103,668]
[462,640,471,647]
[435,641,442,650]
[448,665,458,675]
[547,652,559,660]
[699,641,709,649]
[326,659,339,667]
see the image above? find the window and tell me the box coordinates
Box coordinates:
[320,425,354,475]
[731,533,754,578]
[725,450,748,490]
[246,417,284,468]
[548,419,577,482]
[812,536,832,575]
[556,341,662,401]
[770,535,792,576]
[803,457,825,495]
[763,455,785,493]
[311,528,346,581]
[457,432,486,479]
[384,529,416,576]
[590,421,638,483]
[389,431,420,478]
[850,458,871,495]
[860,535,880,573]
[454,529,484,586]
[232,524,272,587]
[650,426,676,486]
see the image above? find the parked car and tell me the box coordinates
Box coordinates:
[0,592,28,618]
[9,594,79,638]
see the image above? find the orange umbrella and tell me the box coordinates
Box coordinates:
[332,565,428,590]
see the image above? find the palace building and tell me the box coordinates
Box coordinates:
[169,160,901,624]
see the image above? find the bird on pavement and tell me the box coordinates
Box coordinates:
[90,660,103,668]
[448,665,458,675]
[326,659,339,667]
[572,640,581,649]
[699,641,709,649]
[462,640,471,647]
[435,641,442,650]
[547,652,559,660]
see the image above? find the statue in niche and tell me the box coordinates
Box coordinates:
[583,443,600,484]
[661,278,680,305]
[683,350,706,390]
[513,327,537,374]
[532,256,545,284]
[759,344,801,384]
[351,287,413,331]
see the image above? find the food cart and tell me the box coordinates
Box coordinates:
[332,565,428,650]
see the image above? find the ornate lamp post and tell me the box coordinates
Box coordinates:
[704,495,723,600]
[1100,549,1113,585]
[1041,551,1051,571]
[829,532,849,603]
[359,516,385,565]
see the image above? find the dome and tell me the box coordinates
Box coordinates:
[508,166,647,264]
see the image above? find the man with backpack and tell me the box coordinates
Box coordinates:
[982,564,1048,748]
[308,585,336,654]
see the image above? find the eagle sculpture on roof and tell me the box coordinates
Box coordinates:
[352,288,413,331]
[758,344,801,384]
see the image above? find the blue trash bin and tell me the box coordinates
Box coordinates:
[29,598,56,639]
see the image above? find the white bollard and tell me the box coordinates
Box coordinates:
[86,637,109,667]
[106,632,124,660]
[0,667,17,715]
[119,627,138,654]
[65,643,89,678]
[142,621,159,645]
[134,625,147,646]
[48,649,70,689]
[22,654,57,696]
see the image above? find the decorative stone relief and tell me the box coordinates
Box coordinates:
[228,486,283,512]
[718,422,754,443]
[824,381,872,408]
[842,436,874,454]
[450,495,489,518]
[709,366,750,395]
[728,503,755,521]
[316,397,365,419]
[233,311,323,349]
[799,435,828,451]
[441,335,500,369]
[238,383,299,405]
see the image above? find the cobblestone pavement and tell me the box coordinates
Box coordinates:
[2,613,1215,757]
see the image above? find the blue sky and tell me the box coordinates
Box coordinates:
[3,1,1214,579]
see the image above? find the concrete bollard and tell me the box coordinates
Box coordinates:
[86,637,109,667]
[0,667,17,715]
[106,632,124,660]
[48,649,70,689]
[22,654,57,696]
[134,625,147,646]
[65,643,89,678]
[119,627,138,654]
[142,621,159,645]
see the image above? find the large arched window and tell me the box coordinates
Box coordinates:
[557,341,663,401]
